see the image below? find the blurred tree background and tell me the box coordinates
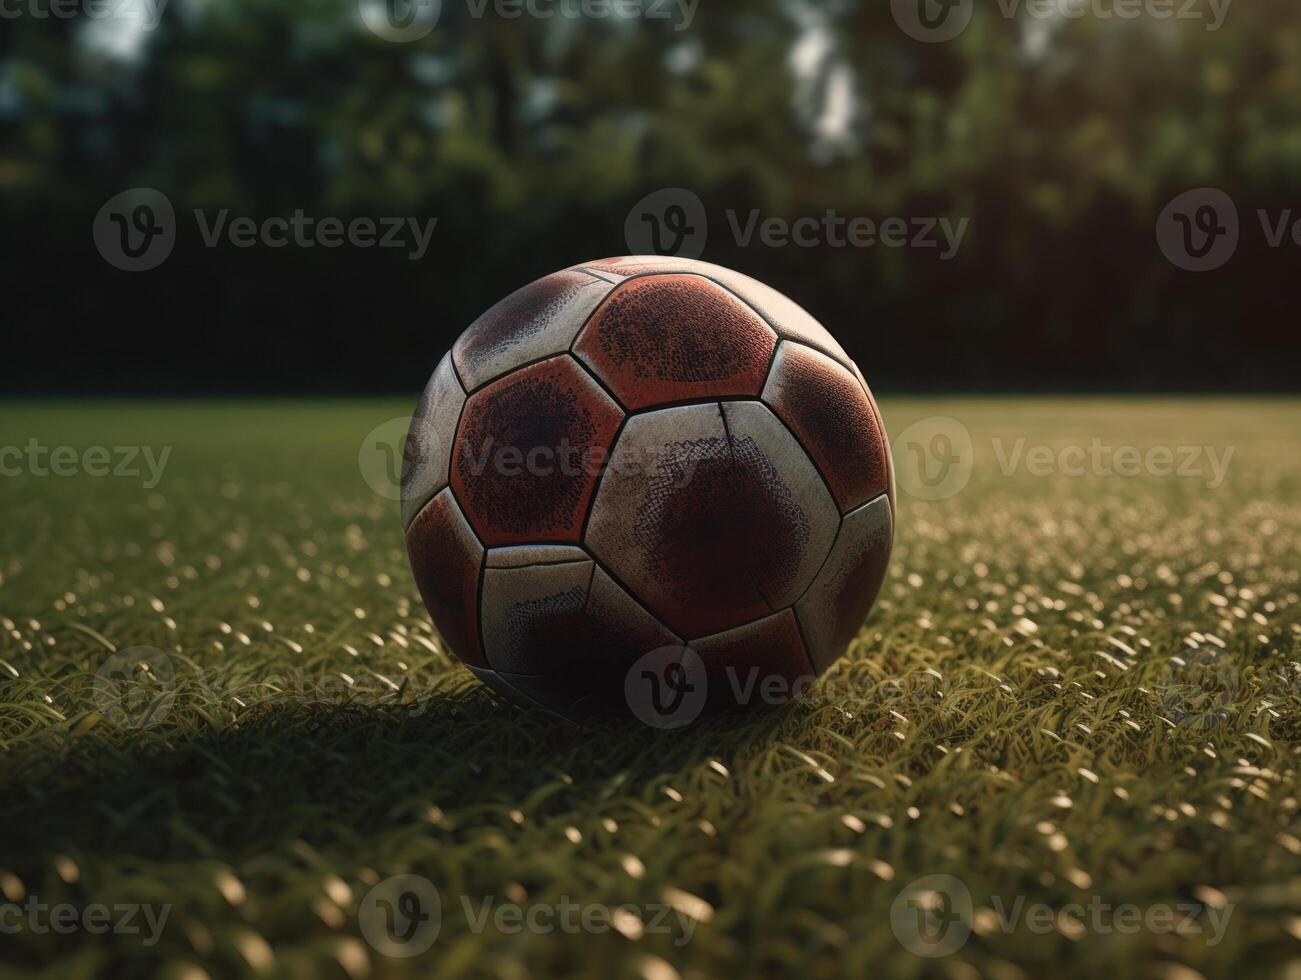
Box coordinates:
[1,0,1298,393]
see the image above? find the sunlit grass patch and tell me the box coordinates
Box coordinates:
[0,398,1297,979]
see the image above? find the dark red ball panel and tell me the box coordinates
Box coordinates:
[795,495,894,673]
[451,356,623,547]
[762,342,890,512]
[573,275,776,410]
[404,488,485,667]
[692,610,814,710]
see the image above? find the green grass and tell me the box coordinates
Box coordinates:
[0,398,1298,980]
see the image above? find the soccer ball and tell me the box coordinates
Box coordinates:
[402,256,893,719]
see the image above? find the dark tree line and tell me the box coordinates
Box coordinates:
[3,0,1298,393]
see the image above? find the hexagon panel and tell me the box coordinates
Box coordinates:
[718,399,839,608]
[453,269,616,392]
[585,401,838,640]
[401,351,466,529]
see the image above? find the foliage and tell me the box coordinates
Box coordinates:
[2,2,1300,391]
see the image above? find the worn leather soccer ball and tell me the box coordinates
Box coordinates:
[402,257,893,720]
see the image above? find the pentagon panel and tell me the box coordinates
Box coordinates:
[452,356,623,546]
[718,399,839,610]
[479,557,678,714]
[795,495,893,673]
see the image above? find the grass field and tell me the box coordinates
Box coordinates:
[0,398,1298,980]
